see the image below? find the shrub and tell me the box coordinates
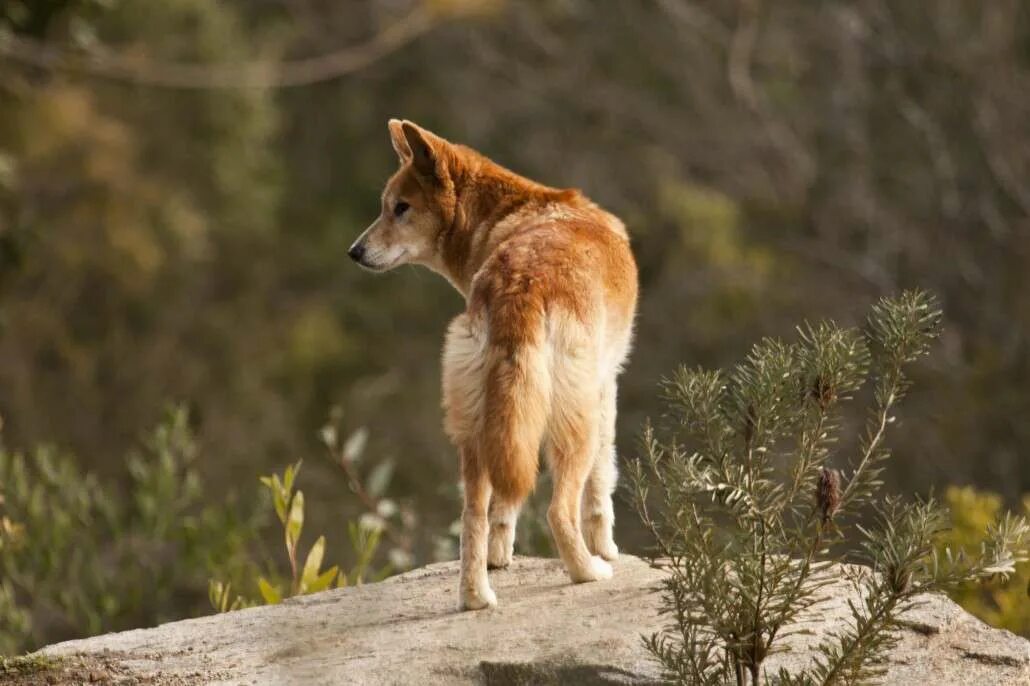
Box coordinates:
[0,406,259,654]
[938,486,1030,636]
[0,402,459,651]
[628,291,1030,685]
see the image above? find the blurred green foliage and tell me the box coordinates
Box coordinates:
[0,405,478,652]
[0,406,259,654]
[1,0,1029,651]
[939,486,1030,637]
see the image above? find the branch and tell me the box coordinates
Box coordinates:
[330,445,409,551]
[0,8,437,90]
[973,99,1030,219]
[838,372,900,512]
[727,0,760,111]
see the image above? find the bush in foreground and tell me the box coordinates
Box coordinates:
[629,291,1030,685]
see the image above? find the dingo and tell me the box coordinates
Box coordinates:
[350,120,638,610]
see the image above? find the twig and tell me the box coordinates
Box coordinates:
[327,443,408,551]
[839,373,900,509]
[0,8,437,90]
[728,0,760,111]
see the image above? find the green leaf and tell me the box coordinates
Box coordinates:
[301,535,326,589]
[283,461,301,494]
[307,565,339,593]
[272,488,287,524]
[371,564,394,583]
[366,459,394,498]
[258,577,282,605]
[343,428,368,463]
[286,490,304,545]
[264,471,289,523]
[208,579,224,612]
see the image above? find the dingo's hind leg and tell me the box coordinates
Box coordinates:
[583,377,619,561]
[457,451,496,610]
[545,384,612,584]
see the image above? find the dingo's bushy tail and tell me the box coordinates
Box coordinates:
[480,342,550,502]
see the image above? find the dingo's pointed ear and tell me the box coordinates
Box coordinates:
[402,121,439,181]
[388,119,411,162]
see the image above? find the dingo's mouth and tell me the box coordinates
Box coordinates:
[355,249,408,272]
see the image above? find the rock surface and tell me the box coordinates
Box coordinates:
[37,556,1030,685]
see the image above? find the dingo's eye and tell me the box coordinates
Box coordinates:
[393,201,410,217]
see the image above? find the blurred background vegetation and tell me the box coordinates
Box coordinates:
[0,0,1028,652]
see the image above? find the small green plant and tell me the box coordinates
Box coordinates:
[629,290,1030,685]
[938,486,1030,636]
[208,457,395,613]
[256,461,341,603]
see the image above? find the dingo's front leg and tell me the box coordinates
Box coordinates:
[487,497,520,569]
[546,408,613,584]
[583,454,619,562]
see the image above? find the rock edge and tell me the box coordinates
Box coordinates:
[33,556,1030,685]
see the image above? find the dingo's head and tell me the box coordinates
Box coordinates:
[348,120,456,272]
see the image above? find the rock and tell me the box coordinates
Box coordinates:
[37,556,1029,685]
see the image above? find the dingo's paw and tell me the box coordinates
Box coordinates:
[487,539,513,570]
[589,555,614,580]
[584,516,619,562]
[569,556,613,583]
[591,538,619,562]
[459,584,497,611]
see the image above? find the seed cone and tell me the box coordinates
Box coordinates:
[817,467,841,525]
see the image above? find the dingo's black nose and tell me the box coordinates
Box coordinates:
[348,243,365,262]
